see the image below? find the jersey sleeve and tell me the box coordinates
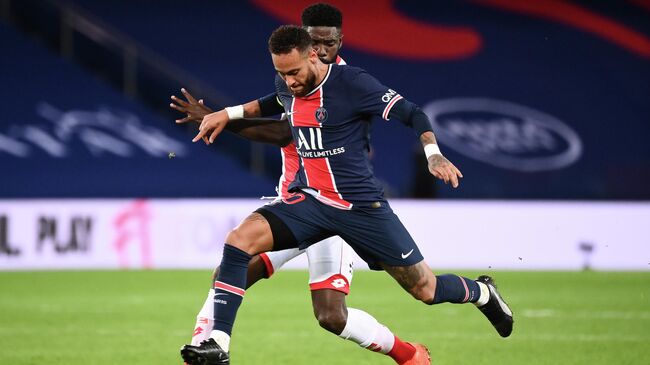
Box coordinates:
[348,69,404,121]
[258,74,291,117]
[258,92,285,117]
[347,68,433,136]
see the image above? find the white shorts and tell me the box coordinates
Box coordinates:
[259,235,354,294]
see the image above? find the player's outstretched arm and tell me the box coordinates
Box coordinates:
[227,118,293,147]
[376,92,463,188]
[170,88,214,124]
[170,88,289,145]
[193,101,258,144]
[390,99,463,188]
[170,88,291,146]
[349,69,463,188]
[419,131,463,188]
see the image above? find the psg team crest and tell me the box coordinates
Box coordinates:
[315,107,328,123]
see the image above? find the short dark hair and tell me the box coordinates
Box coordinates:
[268,25,313,55]
[301,3,343,28]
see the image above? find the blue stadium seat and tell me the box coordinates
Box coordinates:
[0,23,276,198]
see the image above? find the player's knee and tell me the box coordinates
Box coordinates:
[315,307,347,334]
[225,228,254,253]
[225,228,244,246]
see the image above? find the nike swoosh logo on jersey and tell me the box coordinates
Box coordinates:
[401,249,414,259]
[285,110,298,116]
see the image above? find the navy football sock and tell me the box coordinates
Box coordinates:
[431,274,481,304]
[212,244,252,335]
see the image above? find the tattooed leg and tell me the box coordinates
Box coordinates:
[381,261,437,304]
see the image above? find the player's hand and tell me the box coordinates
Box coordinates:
[170,88,213,124]
[427,154,463,188]
[193,109,229,144]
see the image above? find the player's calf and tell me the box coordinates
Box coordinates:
[339,308,428,364]
[311,288,348,334]
[315,306,347,334]
[382,262,437,303]
[430,274,483,304]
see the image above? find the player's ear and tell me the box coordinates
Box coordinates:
[308,48,319,63]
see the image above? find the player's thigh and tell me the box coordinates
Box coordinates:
[306,236,354,294]
[256,194,333,251]
[225,212,274,254]
[337,207,424,269]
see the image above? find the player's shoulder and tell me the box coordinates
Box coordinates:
[331,64,366,75]
[329,65,381,93]
[330,64,370,82]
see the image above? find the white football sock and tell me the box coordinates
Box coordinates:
[475,282,490,307]
[191,289,214,346]
[210,330,231,352]
[338,308,395,354]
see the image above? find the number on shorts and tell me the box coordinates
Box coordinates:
[282,193,306,205]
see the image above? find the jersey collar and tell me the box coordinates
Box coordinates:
[303,64,333,98]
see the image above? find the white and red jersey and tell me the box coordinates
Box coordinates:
[276,56,347,198]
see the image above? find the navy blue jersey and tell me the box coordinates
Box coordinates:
[268,64,407,209]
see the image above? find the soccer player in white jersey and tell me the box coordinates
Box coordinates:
[171,3,431,364]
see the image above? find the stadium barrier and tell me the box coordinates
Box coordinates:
[1,199,648,271]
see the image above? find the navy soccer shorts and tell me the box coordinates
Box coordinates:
[256,192,424,270]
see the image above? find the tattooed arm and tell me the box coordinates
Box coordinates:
[419,131,463,188]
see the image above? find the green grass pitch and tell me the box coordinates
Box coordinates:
[1,270,648,364]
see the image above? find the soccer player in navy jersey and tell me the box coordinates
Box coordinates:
[180,25,514,365]
[174,4,431,365]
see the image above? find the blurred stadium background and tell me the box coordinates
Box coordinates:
[1,0,649,364]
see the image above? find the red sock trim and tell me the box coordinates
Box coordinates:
[214,281,246,296]
[258,253,274,278]
[387,336,416,364]
[458,275,470,303]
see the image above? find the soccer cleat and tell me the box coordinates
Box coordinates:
[401,343,431,365]
[180,338,230,365]
[476,275,514,337]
